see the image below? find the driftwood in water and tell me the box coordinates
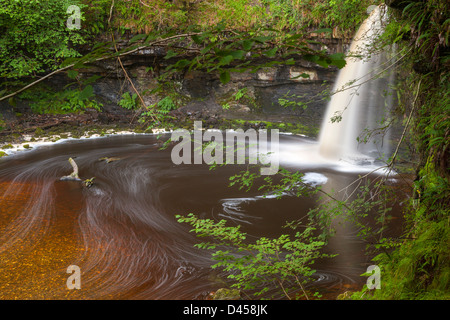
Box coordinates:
[98,157,121,163]
[60,157,95,188]
[60,157,81,181]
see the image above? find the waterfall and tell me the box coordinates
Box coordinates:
[318,6,394,164]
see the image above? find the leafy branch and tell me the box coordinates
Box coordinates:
[176,213,334,300]
[1,24,347,109]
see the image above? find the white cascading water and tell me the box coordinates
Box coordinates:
[318,6,394,165]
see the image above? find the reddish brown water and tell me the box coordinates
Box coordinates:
[0,134,410,299]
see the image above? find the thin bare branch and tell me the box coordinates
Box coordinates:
[111,32,159,123]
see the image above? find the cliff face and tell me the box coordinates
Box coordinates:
[86,36,350,130]
[1,35,351,134]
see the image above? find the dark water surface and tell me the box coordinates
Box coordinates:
[0,134,410,299]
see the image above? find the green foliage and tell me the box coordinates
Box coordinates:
[178,163,401,298]
[156,96,177,115]
[175,167,336,299]
[233,88,247,101]
[261,0,377,34]
[0,0,86,78]
[200,151,419,299]
[277,85,331,111]
[348,0,450,300]
[321,0,376,33]
[161,26,347,86]
[1,1,351,118]
[113,0,189,33]
[118,92,138,110]
[81,0,377,35]
[261,0,306,30]
[137,95,178,129]
[80,0,111,35]
[19,85,102,114]
[352,204,449,300]
[0,114,5,132]
[176,213,333,299]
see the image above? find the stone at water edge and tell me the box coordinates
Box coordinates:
[211,288,241,300]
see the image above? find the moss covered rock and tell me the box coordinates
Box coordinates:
[212,288,241,300]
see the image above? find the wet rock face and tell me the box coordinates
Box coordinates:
[89,35,347,116]
[1,37,350,130]
[162,61,339,129]
[50,57,338,130]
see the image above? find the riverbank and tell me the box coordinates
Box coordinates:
[0,105,322,158]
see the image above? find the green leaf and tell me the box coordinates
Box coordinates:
[129,33,148,44]
[303,54,319,63]
[263,47,278,58]
[220,71,231,84]
[91,41,109,51]
[60,57,79,68]
[191,34,202,44]
[164,49,178,60]
[78,85,94,101]
[253,36,270,43]
[174,59,191,69]
[72,62,90,70]
[329,53,347,69]
[304,54,329,68]
[287,33,305,40]
[67,69,78,79]
[242,40,254,51]
[82,75,102,85]
[200,43,216,54]
[285,58,295,65]
[220,55,234,65]
[310,28,333,34]
[230,50,245,60]
[8,97,16,107]
[316,59,330,68]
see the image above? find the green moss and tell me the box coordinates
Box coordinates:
[219,119,318,137]
[212,288,241,300]
[0,151,7,158]
[349,0,449,300]
[337,291,353,300]
[34,127,44,136]
[1,144,13,150]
